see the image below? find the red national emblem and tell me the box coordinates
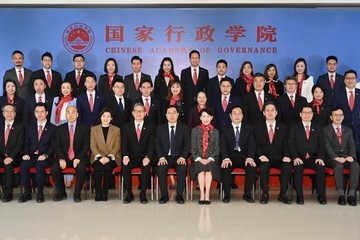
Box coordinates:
[63,23,95,54]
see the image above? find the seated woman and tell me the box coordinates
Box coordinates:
[190,109,219,205]
[90,108,121,202]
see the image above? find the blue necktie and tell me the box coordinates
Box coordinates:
[118,98,124,113]
[234,126,240,151]
[170,126,175,156]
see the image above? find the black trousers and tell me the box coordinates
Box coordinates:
[0,157,20,196]
[221,154,257,198]
[156,156,187,197]
[92,160,117,195]
[20,154,52,194]
[293,158,325,198]
[122,157,150,195]
[258,157,292,195]
[51,159,88,198]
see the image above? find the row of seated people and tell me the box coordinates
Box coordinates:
[0,99,358,207]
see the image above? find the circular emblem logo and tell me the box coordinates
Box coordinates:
[63,23,95,54]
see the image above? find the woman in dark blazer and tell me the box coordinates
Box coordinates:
[0,79,25,123]
[90,108,121,201]
[187,91,215,130]
[160,80,186,124]
[190,109,219,205]
[311,84,331,127]
[153,57,180,102]
[98,58,123,97]
[264,63,284,99]
[233,61,255,101]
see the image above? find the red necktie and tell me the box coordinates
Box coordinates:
[4,123,11,146]
[38,95,43,103]
[135,74,140,91]
[136,124,141,142]
[257,92,263,111]
[145,98,150,116]
[336,127,342,145]
[305,125,310,140]
[76,71,81,85]
[222,96,228,112]
[330,75,335,90]
[18,70,24,86]
[193,69,198,85]
[68,124,75,160]
[89,93,94,112]
[290,95,295,108]
[269,124,274,143]
[46,70,52,87]
[38,125,43,141]
[349,90,355,111]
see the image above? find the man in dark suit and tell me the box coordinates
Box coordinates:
[18,103,56,203]
[254,102,292,204]
[180,50,209,109]
[122,103,155,204]
[317,55,344,105]
[243,73,275,126]
[324,107,359,206]
[51,106,90,202]
[277,76,307,126]
[124,56,152,101]
[133,79,161,127]
[0,103,25,202]
[105,78,131,130]
[3,50,33,99]
[23,77,53,125]
[76,75,106,127]
[213,78,241,130]
[288,104,327,205]
[30,52,62,98]
[155,105,190,204]
[220,106,257,203]
[205,59,234,108]
[64,54,95,97]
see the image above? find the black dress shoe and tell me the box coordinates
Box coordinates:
[243,195,255,203]
[347,196,357,206]
[338,195,346,206]
[296,196,304,205]
[222,196,231,203]
[318,196,327,205]
[159,196,169,204]
[277,194,292,204]
[18,193,32,203]
[175,195,185,204]
[140,196,148,204]
[123,194,134,204]
[204,200,211,205]
[260,193,269,204]
[74,197,82,203]
[102,194,108,202]
[198,200,205,205]
[95,194,102,202]
[36,193,45,203]
[2,195,13,203]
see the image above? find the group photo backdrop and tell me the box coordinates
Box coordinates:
[0,7,359,93]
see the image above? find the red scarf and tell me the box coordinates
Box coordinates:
[170,95,180,106]
[197,105,206,112]
[108,73,115,89]
[163,72,175,81]
[7,94,14,104]
[243,75,254,93]
[312,98,323,115]
[55,94,74,124]
[199,123,214,158]
[267,80,278,98]
[297,75,305,96]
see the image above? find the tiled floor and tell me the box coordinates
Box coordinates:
[0,187,359,240]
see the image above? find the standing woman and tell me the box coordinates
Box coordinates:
[311,84,331,127]
[292,58,314,103]
[190,109,220,205]
[0,79,25,123]
[90,108,121,201]
[264,63,284,99]
[187,91,214,130]
[161,80,186,123]
[98,58,123,97]
[154,57,180,101]
[234,61,255,101]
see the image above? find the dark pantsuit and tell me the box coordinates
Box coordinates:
[259,158,292,194]
[122,158,150,195]
[293,158,325,198]
[92,160,117,195]
[0,158,20,196]
[157,156,187,197]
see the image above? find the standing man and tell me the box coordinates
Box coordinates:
[323,107,359,206]
[51,106,90,202]
[155,105,190,204]
[19,102,56,203]
[64,54,95,97]
[180,50,209,109]
[124,56,152,101]
[0,104,25,202]
[3,50,33,99]
[288,104,327,205]
[30,52,62,98]
[122,103,155,204]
